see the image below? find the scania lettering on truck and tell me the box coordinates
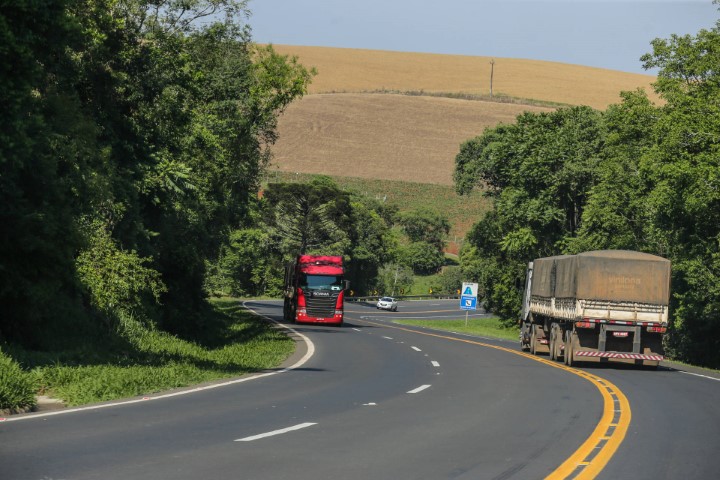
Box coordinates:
[283,255,348,326]
[520,250,670,367]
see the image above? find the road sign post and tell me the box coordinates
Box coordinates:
[459,282,479,326]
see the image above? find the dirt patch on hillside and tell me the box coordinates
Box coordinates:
[271,93,553,185]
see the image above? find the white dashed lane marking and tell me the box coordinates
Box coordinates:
[235,423,317,442]
[407,385,432,394]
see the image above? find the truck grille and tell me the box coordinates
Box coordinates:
[306,296,337,318]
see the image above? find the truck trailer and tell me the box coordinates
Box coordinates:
[520,250,670,367]
[283,255,348,326]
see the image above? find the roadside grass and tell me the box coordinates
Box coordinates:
[408,274,441,296]
[395,317,518,342]
[5,298,294,409]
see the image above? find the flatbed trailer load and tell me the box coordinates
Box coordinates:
[520,250,670,367]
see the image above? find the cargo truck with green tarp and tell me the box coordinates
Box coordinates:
[520,250,671,367]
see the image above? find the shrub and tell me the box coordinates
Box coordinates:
[0,351,36,411]
[397,241,445,274]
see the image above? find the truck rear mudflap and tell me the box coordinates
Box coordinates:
[574,351,663,361]
[573,324,664,364]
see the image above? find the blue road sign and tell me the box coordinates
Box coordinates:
[460,295,477,310]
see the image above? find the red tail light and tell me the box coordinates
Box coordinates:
[647,326,667,333]
[576,321,594,328]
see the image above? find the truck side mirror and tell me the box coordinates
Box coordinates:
[344,280,351,291]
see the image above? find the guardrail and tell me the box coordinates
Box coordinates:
[346,294,460,302]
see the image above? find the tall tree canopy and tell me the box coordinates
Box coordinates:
[454,106,606,321]
[455,9,720,367]
[0,0,313,344]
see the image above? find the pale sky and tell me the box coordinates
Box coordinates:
[247,0,718,74]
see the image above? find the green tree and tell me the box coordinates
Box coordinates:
[376,263,415,296]
[635,19,720,366]
[0,0,88,346]
[396,208,450,250]
[454,107,606,325]
[1,0,314,343]
[566,90,657,253]
[263,177,351,256]
[345,197,395,294]
[397,241,445,275]
[436,266,465,295]
[206,228,283,297]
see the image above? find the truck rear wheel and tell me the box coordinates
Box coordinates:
[556,330,564,362]
[552,325,564,362]
[549,328,556,361]
[530,325,538,355]
[564,330,574,367]
[520,322,530,351]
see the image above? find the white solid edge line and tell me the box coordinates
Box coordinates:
[679,371,720,382]
[235,422,317,442]
[407,384,431,394]
[2,301,315,423]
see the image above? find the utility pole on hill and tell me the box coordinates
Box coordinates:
[489,59,495,97]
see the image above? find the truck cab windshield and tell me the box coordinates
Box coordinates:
[300,274,343,291]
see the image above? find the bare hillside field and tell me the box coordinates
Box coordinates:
[266,45,660,240]
[272,45,660,110]
[272,93,553,185]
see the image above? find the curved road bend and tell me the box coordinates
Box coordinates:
[1,299,718,479]
[350,299,720,480]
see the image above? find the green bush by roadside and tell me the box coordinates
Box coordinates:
[0,350,37,411]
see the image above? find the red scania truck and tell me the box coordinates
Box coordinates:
[520,250,671,367]
[283,255,348,326]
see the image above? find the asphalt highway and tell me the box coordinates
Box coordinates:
[1,299,718,479]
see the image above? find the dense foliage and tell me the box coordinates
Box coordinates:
[207,175,449,297]
[455,14,720,367]
[1,1,313,347]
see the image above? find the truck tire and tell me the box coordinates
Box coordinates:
[520,322,530,351]
[555,326,564,362]
[564,330,571,366]
[565,330,575,367]
[530,325,537,355]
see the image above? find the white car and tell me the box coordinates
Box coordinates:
[376,297,398,311]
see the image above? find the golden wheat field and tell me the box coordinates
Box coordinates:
[267,45,659,186]
[271,45,659,109]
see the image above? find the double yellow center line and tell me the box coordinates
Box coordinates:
[361,320,630,480]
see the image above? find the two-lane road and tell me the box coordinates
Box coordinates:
[1,300,718,479]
